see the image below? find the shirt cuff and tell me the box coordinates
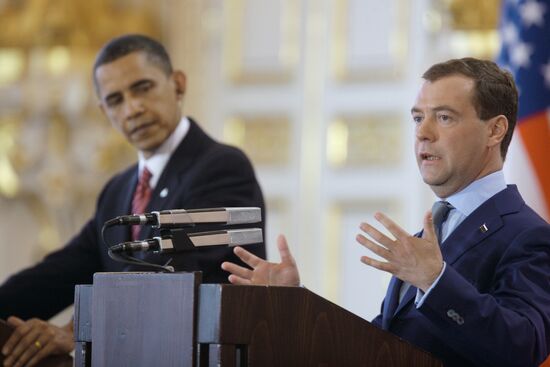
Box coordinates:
[414,261,447,308]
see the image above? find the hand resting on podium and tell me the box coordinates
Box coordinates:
[1,316,73,367]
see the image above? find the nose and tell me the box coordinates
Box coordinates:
[415,116,437,142]
[123,96,145,120]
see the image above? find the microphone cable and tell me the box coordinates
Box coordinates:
[101,220,175,273]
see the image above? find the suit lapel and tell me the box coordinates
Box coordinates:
[391,201,503,318]
[440,202,503,265]
[106,168,138,245]
[386,186,523,325]
[393,283,417,319]
[382,277,403,330]
[140,119,209,240]
[441,186,523,265]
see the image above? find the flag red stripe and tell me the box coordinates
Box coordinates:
[517,112,550,219]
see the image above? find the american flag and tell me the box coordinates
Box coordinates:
[498,0,550,222]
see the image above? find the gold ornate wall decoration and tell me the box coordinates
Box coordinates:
[0,0,161,48]
[224,116,292,166]
[223,0,300,84]
[0,0,163,266]
[429,0,501,59]
[331,0,409,82]
[448,0,501,31]
[327,114,403,168]
[0,115,21,197]
[0,49,25,85]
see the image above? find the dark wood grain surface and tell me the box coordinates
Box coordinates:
[198,285,443,367]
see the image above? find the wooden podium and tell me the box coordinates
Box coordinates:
[74,272,442,367]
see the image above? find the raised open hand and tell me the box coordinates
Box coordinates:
[356,211,443,291]
[221,234,300,286]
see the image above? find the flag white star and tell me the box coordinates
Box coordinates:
[519,0,546,27]
[541,62,550,88]
[510,42,533,68]
[502,22,519,45]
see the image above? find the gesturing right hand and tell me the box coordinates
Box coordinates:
[221,234,300,286]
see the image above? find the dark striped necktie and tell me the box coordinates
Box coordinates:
[131,167,152,240]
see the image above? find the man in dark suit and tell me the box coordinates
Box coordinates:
[0,34,265,366]
[221,58,550,366]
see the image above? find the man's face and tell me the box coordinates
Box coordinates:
[95,52,185,157]
[412,75,498,198]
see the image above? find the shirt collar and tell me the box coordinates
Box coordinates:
[137,116,190,189]
[442,170,507,217]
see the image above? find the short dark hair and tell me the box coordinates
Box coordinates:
[93,34,173,90]
[422,58,518,159]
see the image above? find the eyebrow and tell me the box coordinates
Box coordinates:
[410,105,460,115]
[102,79,154,103]
[130,79,153,90]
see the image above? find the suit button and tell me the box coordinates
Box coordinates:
[446,309,464,325]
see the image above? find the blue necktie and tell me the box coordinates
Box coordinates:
[431,200,454,244]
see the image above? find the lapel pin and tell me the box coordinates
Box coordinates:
[159,188,169,198]
[479,223,488,233]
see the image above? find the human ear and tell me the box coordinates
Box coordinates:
[172,70,186,98]
[487,115,508,148]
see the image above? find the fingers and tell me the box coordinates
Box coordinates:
[373,212,408,240]
[3,318,44,367]
[2,317,74,367]
[359,222,396,251]
[356,234,392,261]
[3,316,24,354]
[221,261,253,281]
[232,246,262,268]
[227,274,252,285]
[26,332,58,367]
[276,235,295,265]
[360,255,393,273]
[3,316,28,357]
[422,210,437,243]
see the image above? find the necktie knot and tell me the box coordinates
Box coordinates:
[139,167,152,186]
[432,200,453,243]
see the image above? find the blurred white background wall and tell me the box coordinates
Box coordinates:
[0,0,502,323]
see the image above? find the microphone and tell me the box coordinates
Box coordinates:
[109,228,263,254]
[106,207,261,228]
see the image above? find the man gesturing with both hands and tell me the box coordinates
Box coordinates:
[222,58,550,367]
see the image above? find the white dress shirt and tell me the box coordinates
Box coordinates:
[137,116,190,189]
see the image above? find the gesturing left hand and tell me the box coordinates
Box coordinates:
[356,210,444,292]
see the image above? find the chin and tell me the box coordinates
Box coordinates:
[135,136,163,150]
[421,175,447,188]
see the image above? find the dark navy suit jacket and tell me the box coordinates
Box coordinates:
[373,186,550,367]
[0,119,265,320]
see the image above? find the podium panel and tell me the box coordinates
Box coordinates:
[77,272,200,367]
[197,284,442,367]
[75,273,442,367]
